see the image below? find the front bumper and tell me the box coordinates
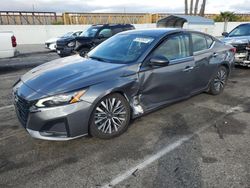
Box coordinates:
[15,100,93,141]
[56,46,74,56]
[235,52,250,67]
[45,43,56,51]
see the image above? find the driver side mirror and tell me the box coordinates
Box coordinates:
[222,32,229,37]
[149,56,170,67]
[98,34,105,39]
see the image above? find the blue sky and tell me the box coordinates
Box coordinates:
[1,0,250,13]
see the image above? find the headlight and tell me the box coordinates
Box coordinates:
[67,41,76,47]
[35,90,87,108]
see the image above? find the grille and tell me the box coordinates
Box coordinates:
[56,40,67,48]
[232,43,248,53]
[14,94,30,127]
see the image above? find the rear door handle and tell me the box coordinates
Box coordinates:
[183,66,194,72]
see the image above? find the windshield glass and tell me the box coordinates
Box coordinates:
[88,34,155,64]
[229,24,250,37]
[62,32,74,38]
[80,27,99,37]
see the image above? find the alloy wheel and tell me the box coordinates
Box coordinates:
[214,68,227,92]
[94,97,127,134]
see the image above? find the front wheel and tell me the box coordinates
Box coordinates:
[208,66,228,95]
[79,48,89,57]
[89,93,131,139]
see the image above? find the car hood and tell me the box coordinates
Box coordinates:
[75,36,93,42]
[221,36,250,44]
[45,37,59,43]
[21,55,130,97]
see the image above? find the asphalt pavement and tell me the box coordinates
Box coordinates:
[0,54,249,188]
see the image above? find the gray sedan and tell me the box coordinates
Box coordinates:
[13,28,235,140]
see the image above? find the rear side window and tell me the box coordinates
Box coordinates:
[112,28,123,34]
[152,34,190,61]
[123,26,134,31]
[98,28,112,38]
[205,36,214,48]
[192,33,207,52]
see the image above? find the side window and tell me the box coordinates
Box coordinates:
[73,32,81,37]
[205,35,214,48]
[112,28,123,35]
[76,31,82,36]
[192,33,207,52]
[98,28,112,38]
[152,34,190,61]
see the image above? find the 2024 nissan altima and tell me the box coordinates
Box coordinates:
[13,28,235,141]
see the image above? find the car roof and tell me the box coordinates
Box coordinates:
[120,28,182,38]
[91,24,133,28]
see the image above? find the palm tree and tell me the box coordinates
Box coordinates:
[199,0,206,16]
[194,0,199,15]
[219,12,238,31]
[185,0,188,15]
[189,0,194,15]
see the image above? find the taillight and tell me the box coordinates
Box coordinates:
[11,35,17,47]
[230,47,236,54]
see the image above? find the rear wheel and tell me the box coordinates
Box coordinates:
[89,93,131,139]
[208,66,228,95]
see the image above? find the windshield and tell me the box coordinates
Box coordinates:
[80,27,99,37]
[88,34,155,64]
[62,32,73,38]
[229,24,250,37]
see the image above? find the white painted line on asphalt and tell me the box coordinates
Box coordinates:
[0,105,14,111]
[1,74,22,79]
[101,125,209,187]
[101,106,239,188]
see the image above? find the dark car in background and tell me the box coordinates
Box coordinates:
[45,31,82,51]
[74,24,135,56]
[13,29,235,141]
[56,24,135,57]
[221,23,250,67]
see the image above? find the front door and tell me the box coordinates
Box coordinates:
[139,33,196,110]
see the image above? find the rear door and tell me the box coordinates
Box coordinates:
[139,33,196,110]
[190,33,219,93]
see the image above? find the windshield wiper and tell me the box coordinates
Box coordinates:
[89,56,108,62]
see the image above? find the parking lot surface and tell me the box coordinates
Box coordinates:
[0,54,249,188]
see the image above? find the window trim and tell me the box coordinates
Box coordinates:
[142,32,193,67]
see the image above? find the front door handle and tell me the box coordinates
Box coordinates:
[183,66,194,72]
[213,53,218,57]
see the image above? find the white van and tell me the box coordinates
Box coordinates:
[0,31,17,58]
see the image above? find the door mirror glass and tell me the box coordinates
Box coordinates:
[98,34,105,39]
[149,56,169,67]
[222,32,229,37]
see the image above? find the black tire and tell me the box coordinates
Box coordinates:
[79,48,89,57]
[89,93,131,139]
[208,66,228,95]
